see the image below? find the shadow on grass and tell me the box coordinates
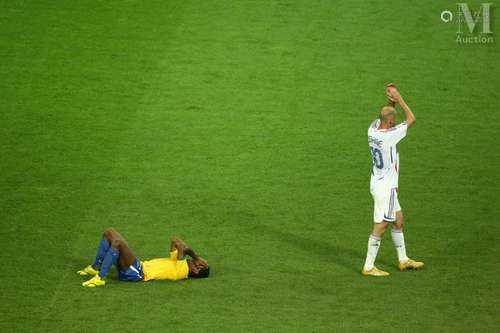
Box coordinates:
[257,224,394,273]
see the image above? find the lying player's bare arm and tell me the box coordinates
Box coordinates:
[183,246,199,260]
[184,246,208,268]
[170,237,208,269]
[170,237,187,259]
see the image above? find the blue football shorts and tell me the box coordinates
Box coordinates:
[118,258,144,282]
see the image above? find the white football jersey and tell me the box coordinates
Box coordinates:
[368,119,408,192]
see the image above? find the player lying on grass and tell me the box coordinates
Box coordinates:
[362,83,424,277]
[78,228,209,287]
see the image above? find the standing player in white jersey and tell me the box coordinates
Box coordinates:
[362,83,424,277]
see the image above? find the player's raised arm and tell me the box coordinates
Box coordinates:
[170,237,187,259]
[386,84,416,128]
[183,246,199,261]
[183,246,209,268]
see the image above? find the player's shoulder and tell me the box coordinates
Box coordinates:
[384,121,407,133]
[395,121,408,129]
[368,119,380,133]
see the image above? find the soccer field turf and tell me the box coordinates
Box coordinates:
[1,1,499,332]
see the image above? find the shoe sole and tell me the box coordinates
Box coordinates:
[362,271,390,277]
[399,265,424,271]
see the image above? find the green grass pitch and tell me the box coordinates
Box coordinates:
[1,1,499,332]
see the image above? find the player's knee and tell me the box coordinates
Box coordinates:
[395,217,404,229]
[103,228,118,239]
[111,239,122,249]
[372,224,387,237]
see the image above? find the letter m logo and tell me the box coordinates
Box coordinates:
[457,3,493,34]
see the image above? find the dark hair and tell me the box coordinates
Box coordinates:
[189,266,210,279]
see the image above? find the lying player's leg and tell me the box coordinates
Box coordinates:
[112,237,144,282]
[104,229,145,281]
[103,228,143,273]
[77,237,110,276]
[81,229,141,287]
[78,228,128,276]
[81,240,121,287]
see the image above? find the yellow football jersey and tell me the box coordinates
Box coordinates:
[142,249,189,281]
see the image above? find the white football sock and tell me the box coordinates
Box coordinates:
[391,229,409,263]
[363,235,381,271]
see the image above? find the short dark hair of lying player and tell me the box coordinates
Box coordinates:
[78,228,209,287]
